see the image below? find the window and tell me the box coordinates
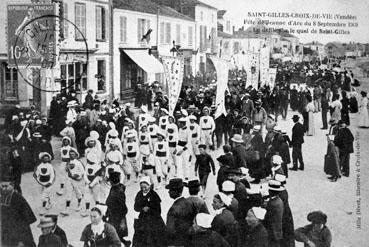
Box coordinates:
[97,60,106,92]
[60,62,87,92]
[75,3,86,40]
[212,13,214,23]
[1,63,18,100]
[96,6,106,41]
[62,2,68,39]
[120,16,127,42]
[188,26,193,47]
[176,24,181,45]
[137,18,150,43]
[160,22,165,44]
[200,11,203,21]
[226,21,230,32]
[165,23,171,44]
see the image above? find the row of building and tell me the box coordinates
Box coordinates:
[1,0,368,114]
[0,0,219,113]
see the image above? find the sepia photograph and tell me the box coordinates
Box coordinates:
[0,0,368,246]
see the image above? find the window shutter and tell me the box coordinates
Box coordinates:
[102,7,106,40]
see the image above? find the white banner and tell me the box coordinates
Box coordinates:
[250,51,260,89]
[162,56,184,116]
[268,68,277,89]
[209,56,229,119]
[259,46,270,87]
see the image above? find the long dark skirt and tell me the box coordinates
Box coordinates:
[132,215,167,247]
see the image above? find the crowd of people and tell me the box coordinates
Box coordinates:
[1,59,367,247]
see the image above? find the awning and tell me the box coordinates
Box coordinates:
[123,49,164,74]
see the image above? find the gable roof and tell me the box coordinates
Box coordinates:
[181,0,218,10]
[113,0,195,22]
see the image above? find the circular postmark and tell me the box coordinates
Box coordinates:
[12,10,89,93]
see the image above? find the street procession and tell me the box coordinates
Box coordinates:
[0,0,369,246]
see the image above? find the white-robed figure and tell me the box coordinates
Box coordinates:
[139,124,153,152]
[148,116,160,147]
[85,131,102,158]
[123,132,141,182]
[140,145,157,187]
[66,100,78,123]
[199,107,215,148]
[166,116,178,177]
[121,118,138,147]
[81,151,103,217]
[136,105,150,131]
[176,117,192,180]
[153,131,170,188]
[61,147,85,216]
[105,122,123,153]
[189,115,201,159]
[159,108,169,131]
[33,152,56,216]
[57,136,73,196]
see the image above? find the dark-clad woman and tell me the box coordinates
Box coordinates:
[105,172,131,247]
[80,205,121,247]
[340,91,350,126]
[324,135,341,182]
[133,176,166,247]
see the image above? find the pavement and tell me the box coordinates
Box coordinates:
[20,60,369,246]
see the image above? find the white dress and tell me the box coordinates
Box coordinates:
[306,102,315,136]
[358,97,369,127]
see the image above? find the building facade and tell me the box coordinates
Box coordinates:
[113,0,196,100]
[0,0,111,113]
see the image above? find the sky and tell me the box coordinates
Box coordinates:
[202,0,369,44]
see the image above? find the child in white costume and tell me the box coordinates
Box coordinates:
[61,148,85,216]
[81,151,103,217]
[33,152,55,216]
[153,131,170,188]
[123,132,140,182]
[57,136,72,196]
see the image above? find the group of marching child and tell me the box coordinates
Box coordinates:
[33,104,217,216]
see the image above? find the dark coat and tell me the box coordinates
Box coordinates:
[195,153,215,175]
[239,222,269,247]
[324,140,340,177]
[291,122,304,145]
[232,144,248,168]
[234,181,250,220]
[53,225,68,247]
[295,224,332,247]
[228,198,239,220]
[212,208,239,247]
[38,233,63,247]
[166,197,195,246]
[80,223,121,247]
[263,196,284,247]
[278,190,295,247]
[1,191,36,247]
[133,189,167,247]
[334,127,354,154]
[106,183,128,238]
[189,228,231,247]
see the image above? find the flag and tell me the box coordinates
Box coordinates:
[162,56,184,116]
[209,56,229,119]
[268,68,277,89]
[259,46,270,87]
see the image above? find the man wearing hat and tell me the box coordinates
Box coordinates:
[247,125,264,183]
[166,178,195,246]
[37,216,63,247]
[295,211,332,247]
[199,106,215,149]
[1,172,37,247]
[176,118,192,179]
[105,171,131,246]
[290,115,305,171]
[195,144,216,196]
[44,213,68,247]
[333,120,354,177]
[252,100,267,131]
[221,180,239,219]
[241,93,254,120]
[186,179,209,214]
[264,180,284,247]
[231,134,247,169]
